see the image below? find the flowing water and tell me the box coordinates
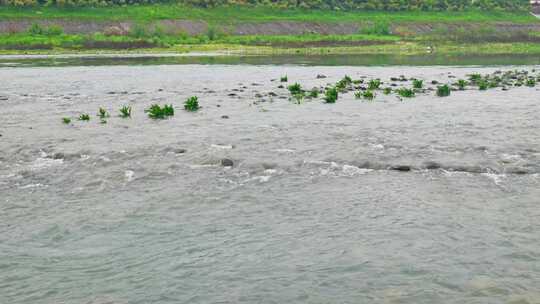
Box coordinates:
[1,59,539,303]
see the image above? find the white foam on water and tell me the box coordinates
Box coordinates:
[342,165,373,176]
[29,157,63,171]
[19,183,47,189]
[481,172,506,186]
[274,148,296,153]
[211,144,233,150]
[124,170,135,182]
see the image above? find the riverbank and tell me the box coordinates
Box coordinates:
[1,5,540,55]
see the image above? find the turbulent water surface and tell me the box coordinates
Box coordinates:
[1,63,539,304]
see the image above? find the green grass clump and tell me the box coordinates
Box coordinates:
[361,90,375,100]
[62,117,71,124]
[184,96,200,112]
[336,75,353,90]
[309,87,319,98]
[456,79,467,90]
[359,20,391,36]
[397,88,415,98]
[412,79,423,89]
[280,75,288,82]
[368,79,381,90]
[146,104,174,119]
[436,84,451,97]
[79,113,90,121]
[468,73,482,84]
[478,80,488,90]
[119,105,132,118]
[324,87,338,103]
[526,78,536,87]
[97,107,110,119]
[383,87,392,95]
[288,83,303,95]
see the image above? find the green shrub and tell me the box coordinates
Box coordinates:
[184,96,200,112]
[361,90,375,100]
[45,25,64,36]
[468,73,482,84]
[526,78,536,87]
[97,107,110,119]
[383,87,392,95]
[62,117,71,124]
[130,23,148,38]
[288,83,303,95]
[360,21,391,35]
[397,88,415,98]
[280,75,288,82]
[309,87,319,98]
[79,113,90,121]
[368,79,381,90]
[119,105,132,118]
[456,79,467,90]
[206,25,218,41]
[28,23,44,35]
[478,80,488,90]
[412,79,423,89]
[436,84,451,97]
[324,87,338,103]
[146,104,174,119]
[336,75,353,89]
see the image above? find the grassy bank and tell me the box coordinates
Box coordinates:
[1,5,539,55]
[0,5,537,24]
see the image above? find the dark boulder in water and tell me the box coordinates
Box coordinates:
[423,161,441,170]
[221,158,234,167]
[316,74,327,79]
[390,165,411,172]
[221,115,229,119]
[52,152,64,160]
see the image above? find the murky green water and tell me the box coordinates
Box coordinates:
[1,53,540,67]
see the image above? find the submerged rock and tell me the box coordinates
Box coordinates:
[423,161,441,170]
[316,74,327,79]
[390,165,411,172]
[221,158,234,167]
[52,152,64,160]
[221,115,229,119]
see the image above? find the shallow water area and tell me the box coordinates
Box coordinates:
[1,59,540,304]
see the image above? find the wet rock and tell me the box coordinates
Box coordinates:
[52,152,64,160]
[173,148,186,154]
[277,85,284,89]
[255,93,263,98]
[221,158,234,167]
[268,92,278,97]
[316,74,327,79]
[0,96,8,101]
[227,93,237,97]
[262,162,277,170]
[221,115,229,119]
[423,161,441,170]
[390,165,411,172]
[507,167,529,175]
[431,80,439,85]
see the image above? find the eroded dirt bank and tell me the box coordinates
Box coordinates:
[2,19,540,36]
